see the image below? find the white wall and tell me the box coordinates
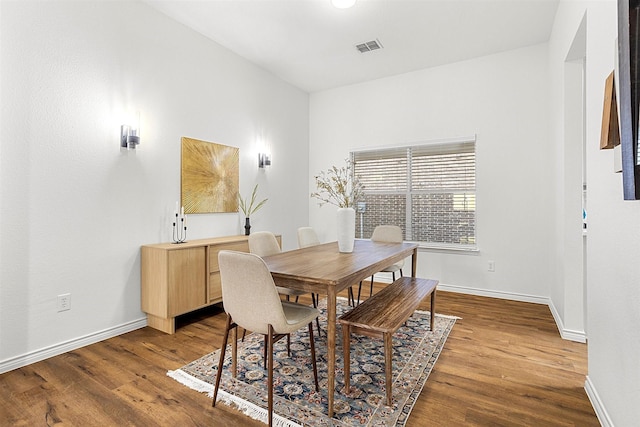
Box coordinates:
[0,0,309,371]
[550,1,640,425]
[309,44,555,303]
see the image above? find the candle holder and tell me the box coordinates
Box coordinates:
[172,213,187,244]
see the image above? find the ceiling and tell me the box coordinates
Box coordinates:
[146,0,560,93]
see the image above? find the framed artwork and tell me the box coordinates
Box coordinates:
[181,137,239,213]
[600,71,620,150]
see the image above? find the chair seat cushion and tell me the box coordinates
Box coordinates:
[281,301,320,334]
[381,262,402,273]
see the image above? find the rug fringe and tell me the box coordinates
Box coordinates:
[167,369,302,427]
[167,369,214,394]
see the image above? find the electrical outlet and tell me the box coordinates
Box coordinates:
[57,293,71,312]
[488,260,495,272]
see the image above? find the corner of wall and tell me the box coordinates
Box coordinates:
[548,298,587,343]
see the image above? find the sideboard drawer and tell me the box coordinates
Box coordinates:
[209,241,249,271]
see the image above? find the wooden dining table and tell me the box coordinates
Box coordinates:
[262,239,418,418]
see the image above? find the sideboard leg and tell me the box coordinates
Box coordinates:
[146,313,175,334]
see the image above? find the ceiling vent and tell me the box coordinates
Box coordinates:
[356,39,383,53]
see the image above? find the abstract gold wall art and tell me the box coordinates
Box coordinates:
[181,137,239,213]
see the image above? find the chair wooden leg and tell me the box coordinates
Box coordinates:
[287,333,291,356]
[369,275,375,298]
[430,289,436,331]
[263,335,267,369]
[267,324,275,427]
[231,326,238,378]
[311,293,322,336]
[308,323,319,392]
[213,314,233,407]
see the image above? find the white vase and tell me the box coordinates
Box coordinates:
[337,207,356,253]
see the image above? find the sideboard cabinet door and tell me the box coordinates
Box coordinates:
[167,247,206,316]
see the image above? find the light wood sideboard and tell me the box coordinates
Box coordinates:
[141,235,280,334]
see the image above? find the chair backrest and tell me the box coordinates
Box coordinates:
[248,231,281,257]
[371,225,403,243]
[218,250,290,334]
[297,227,320,248]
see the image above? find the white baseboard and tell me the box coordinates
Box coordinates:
[0,317,147,374]
[548,299,587,343]
[437,283,549,305]
[437,283,586,343]
[585,376,613,427]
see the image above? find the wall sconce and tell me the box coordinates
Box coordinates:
[120,111,140,150]
[258,152,271,168]
[120,124,140,149]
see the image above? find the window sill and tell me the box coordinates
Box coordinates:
[415,243,479,254]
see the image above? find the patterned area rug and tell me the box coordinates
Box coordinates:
[168,297,456,426]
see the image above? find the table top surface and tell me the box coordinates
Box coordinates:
[262,239,417,289]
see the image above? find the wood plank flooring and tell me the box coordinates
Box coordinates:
[0,288,599,426]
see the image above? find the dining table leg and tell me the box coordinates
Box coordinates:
[326,287,337,418]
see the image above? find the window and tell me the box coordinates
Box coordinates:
[352,137,476,249]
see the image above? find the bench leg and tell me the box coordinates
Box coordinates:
[384,332,393,406]
[342,324,351,393]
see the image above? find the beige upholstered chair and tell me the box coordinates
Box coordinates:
[212,250,319,427]
[297,227,320,248]
[249,231,308,301]
[248,231,282,257]
[357,225,405,304]
[250,231,321,335]
[296,227,331,328]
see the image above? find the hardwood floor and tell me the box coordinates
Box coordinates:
[0,288,599,426]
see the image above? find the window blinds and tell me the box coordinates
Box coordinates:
[352,139,476,248]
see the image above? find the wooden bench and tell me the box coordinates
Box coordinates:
[338,276,438,406]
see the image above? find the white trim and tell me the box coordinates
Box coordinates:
[437,283,587,343]
[548,298,587,343]
[417,243,480,253]
[350,134,477,153]
[0,317,147,374]
[585,376,614,427]
[437,283,549,305]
